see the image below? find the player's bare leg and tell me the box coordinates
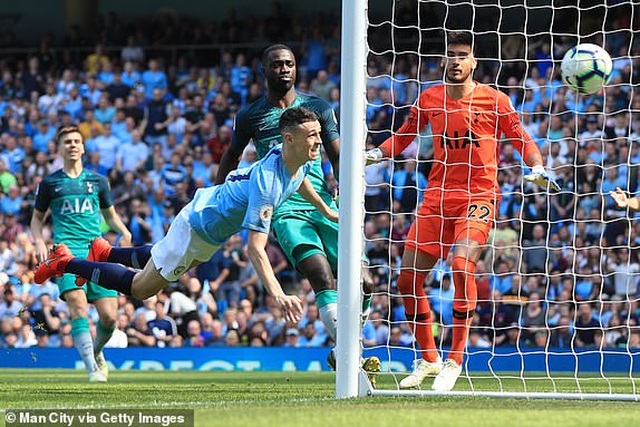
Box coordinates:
[131,258,203,299]
[129,259,172,300]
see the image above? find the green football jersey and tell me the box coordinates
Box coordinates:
[34,169,113,248]
[232,92,339,216]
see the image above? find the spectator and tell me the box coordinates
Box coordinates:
[310,70,337,102]
[230,53,252,103]
[183,319,207,347]
[126,313,156,347]
[388,326,413,348]
[162,286,200,338]
[78,109,104,140]
[298,303,328,345]
[391,158,428,213]
[115,129,149,173]
[105,313,129,348]
[297,322,325,347]
[284,327,300,347]
[574,303,600,347]
[207,125,232,164]
[520,292,546,339]
[549,316,573,348]
[0,158,17,194]
[121,61,141,89]
[85,44,109,76]
[468,329,492,348]
[186,277,217,317]
[607,248,640,297]
[363,310,389,347]
[1,185,23,217]
[38,83,64,116]
[522,224,548,273]
[106,73,130,102]
[141,59,168,100]
[160,153,187,197]
[121,35,145,65]
[94,95,116,124]
[428,274,455,326]
[215,234,247,310]
[144,88,170,147]
[0,287,23,319]
[28,292,60,337]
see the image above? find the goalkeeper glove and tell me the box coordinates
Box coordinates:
[523,165,561,192]
[365,148,384,165]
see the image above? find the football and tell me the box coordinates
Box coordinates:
[560,43,613,95]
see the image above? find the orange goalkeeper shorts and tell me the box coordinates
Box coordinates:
[405,196,496,259]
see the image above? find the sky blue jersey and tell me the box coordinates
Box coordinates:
[188,144,313,245]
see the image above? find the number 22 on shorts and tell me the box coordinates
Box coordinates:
[467,203,492,222]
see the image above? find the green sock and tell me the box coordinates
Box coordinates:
[316,289,338,341]
[94,320,115,355]
[71,317,97,373]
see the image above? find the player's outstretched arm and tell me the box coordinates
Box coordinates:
[611,187,640,211]
[246,230,303,323]
[297,178,338,222]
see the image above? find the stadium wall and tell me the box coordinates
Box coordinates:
[1,348,639,373]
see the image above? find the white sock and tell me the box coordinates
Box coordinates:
[74,331,97,373]
[319,302,338,341]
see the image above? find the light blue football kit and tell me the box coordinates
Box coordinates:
[188,144,313,245]
[151,144,314,281]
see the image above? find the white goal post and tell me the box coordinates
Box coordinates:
[337,0,640,400]
[335,0,368,399]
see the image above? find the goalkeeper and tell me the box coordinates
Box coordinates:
[366,30,559,391]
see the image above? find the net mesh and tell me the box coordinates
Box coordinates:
[362,0,640,396]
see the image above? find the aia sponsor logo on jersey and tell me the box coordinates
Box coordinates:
[437,130,480,149]
[60,198,94,214]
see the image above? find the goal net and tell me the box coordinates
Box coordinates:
[337,0,640,400]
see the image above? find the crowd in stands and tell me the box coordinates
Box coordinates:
[1,5,640,354]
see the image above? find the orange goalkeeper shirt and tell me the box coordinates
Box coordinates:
[380,83,539,201]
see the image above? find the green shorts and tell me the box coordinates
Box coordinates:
[273,210,339,274]
[55,246,118,302]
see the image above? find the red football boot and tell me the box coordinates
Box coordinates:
[34,244,74,285]
[75,237,114,286]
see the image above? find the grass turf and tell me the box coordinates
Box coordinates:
[0,369,639,427]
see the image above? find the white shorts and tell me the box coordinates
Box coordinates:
[151,207,220,282]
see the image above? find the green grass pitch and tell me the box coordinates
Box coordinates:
[1,369,639,427]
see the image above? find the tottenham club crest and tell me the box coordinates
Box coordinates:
[87,182,93,193]
[259,205,274,221]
